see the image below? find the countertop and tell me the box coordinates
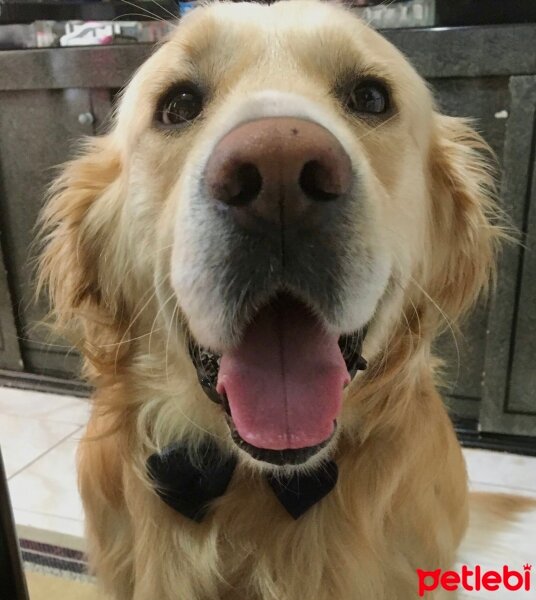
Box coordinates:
[0,24,535,91]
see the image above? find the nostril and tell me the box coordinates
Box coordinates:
[224,163,262,207]
[299,160,340,202]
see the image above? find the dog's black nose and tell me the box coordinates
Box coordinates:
[204,117,352,228]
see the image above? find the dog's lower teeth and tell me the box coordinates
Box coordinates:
[188,337,221,391]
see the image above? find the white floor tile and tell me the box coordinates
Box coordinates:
[0,414,80,478]
[0,386,89,425]
[8,429,85,523]
[468,480,536,499]
[14,508,85,540]
[463,448,536,496]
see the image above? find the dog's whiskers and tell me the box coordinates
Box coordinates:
[388,273,462,388]
[113,287,159,373]
[356,112,398,142]
[361,0,401,29]
[107,244,175,369]
[147,0,178,20]
[148,290,177,358]
[108,243,174,307]
[407,274,462,387]
[118,0,169,23]
[163,298,225,442]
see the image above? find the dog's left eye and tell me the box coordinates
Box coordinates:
[158,84,203,126]
[346,80,389,115]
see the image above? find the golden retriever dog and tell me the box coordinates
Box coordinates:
[36,1,534,598]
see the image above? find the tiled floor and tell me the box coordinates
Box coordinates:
[0,386,89,549]
[1,385,535,552]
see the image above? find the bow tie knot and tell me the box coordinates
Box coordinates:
[147,438,338,522]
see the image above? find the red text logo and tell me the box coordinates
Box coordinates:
[417,564,532,596]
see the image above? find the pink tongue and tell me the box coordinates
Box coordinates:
[217,297,350,450]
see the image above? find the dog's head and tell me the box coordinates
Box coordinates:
[38,1,501,469]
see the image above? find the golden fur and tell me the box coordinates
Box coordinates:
[37,2,507,598]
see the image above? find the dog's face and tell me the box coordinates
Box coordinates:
[39,1,499,469]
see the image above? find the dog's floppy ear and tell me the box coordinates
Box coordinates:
[424,114,504,326]
[37,136,124,357]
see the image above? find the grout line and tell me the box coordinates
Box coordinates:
[0,413,88,427]
[0,389,80,401]
[7,424,84,481]
[0,399,89,427]
[14,507,84,522]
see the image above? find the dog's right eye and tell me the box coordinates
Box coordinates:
[157,84,203,127]
[346,80,390,116]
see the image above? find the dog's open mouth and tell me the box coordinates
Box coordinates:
[188,293,367,465]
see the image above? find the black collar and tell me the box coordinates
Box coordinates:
[147,438,338,522]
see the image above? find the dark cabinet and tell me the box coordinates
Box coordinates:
[479,76,536,436]
[0,26,535,436]
[0,86,116,379]
[0,243,21,372]
[430,76,511,411]
[430,75,536,436]
[0,88,93,377]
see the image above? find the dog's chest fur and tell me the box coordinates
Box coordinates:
[82,405,468,600]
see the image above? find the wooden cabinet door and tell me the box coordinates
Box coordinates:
[480,76,536,436]
[428,76,511,420]
[429,75,536,435]
[0,242,22,372]
[0,87,112,378]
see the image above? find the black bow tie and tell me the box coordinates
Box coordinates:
[147,439,338,522]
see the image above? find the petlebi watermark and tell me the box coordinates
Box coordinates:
[417,564,532,596]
